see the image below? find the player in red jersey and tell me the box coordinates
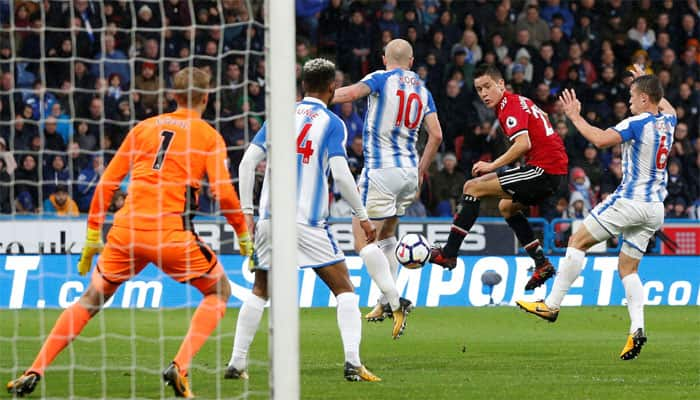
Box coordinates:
[430,64,568,290]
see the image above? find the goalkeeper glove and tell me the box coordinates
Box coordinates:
[77,228,104,276]
[237,231,253,257]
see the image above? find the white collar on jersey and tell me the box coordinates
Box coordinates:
[301,97,327,107]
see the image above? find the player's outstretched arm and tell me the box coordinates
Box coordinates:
[328,157,375,242]
[560,88,622,149]
[331,82,371,105]
[418,113,443,179]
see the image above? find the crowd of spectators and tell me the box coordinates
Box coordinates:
[0,0,698,222]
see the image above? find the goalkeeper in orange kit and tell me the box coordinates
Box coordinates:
[7,67,252,398]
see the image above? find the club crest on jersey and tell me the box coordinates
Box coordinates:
[506,116,517,129]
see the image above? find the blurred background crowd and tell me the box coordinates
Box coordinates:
[0,0,698,221]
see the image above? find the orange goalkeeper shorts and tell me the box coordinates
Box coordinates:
[92,226,223,288]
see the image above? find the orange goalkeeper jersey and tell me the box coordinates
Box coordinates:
[87,107,247,235]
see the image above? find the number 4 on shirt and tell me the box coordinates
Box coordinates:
[297,123,314,164]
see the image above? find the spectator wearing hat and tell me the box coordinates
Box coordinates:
[43,183,79,216]
[136,4,162,42]
[509,63,533,97]
[569,167,594,210]
[563,190,589,219]
[507,48,534,83]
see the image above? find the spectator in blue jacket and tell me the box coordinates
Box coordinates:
[75,154,104,212]
[338,102,363,140]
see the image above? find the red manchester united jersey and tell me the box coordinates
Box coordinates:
[496,91,568,175]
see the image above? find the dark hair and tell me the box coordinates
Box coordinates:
[632,75,663,104]
[302,58,336,93]
[474,64,503,81]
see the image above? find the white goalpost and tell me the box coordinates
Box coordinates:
[265,1,299,399]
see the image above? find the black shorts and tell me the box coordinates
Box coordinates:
[497,165,565,206]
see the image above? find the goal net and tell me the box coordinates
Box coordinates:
[0,0,287,398]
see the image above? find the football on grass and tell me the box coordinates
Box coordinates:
[395,233,431,269]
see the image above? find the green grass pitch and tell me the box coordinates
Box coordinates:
[1,306,698,399]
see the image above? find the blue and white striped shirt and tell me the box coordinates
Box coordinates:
[360,69,436,170]
[252,97,348,227]
[610,112,676,202]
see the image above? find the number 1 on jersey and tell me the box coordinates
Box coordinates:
[152,130,175,170]
[297,123,314,164]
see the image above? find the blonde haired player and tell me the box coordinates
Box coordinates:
[7,67,252,398]
[516,66,677,360]
[332,39,443,338]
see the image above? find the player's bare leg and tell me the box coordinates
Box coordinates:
[366,217,400,322]
[618,252,647,360]
[165,267,230,398]
[315,262,380,382]
[499,199,555,290]
[7,278,117,396]
[431,173,508,269]
[226,270,268,379]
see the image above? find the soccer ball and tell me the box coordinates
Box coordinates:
[395,233,431,269]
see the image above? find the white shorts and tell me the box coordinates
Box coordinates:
[583,196,664,259]
[358,167,419,219]
[253,219,344,270]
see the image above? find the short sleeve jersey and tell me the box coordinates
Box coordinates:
[253,97,348,227]
[360,69,436,169]
[495,91,568,175]
[610,112,676,202]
